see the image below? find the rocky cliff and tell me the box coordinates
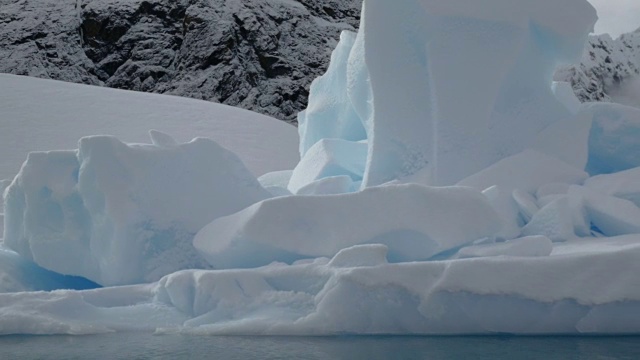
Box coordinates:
[0,0,361,123]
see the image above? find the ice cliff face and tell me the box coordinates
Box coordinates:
[0,0,361,122]
[555,29,640,105]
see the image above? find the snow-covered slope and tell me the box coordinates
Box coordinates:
[555,29,640,107]
[0,74,299,181]
[0,0,361,122]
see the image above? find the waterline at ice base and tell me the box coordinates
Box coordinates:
[3,0,640,335]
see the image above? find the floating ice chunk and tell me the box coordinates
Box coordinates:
[298,31,367,157]
[288,139,367,194]
[4,136,270,286]
[194,184,500,268]
[456,236,553,259]
[328,244,389,268]
[584,167,640,207]
[583,103,640,175]
[296,176,355,196]
[148,130,179,148]
[551,81,583,114]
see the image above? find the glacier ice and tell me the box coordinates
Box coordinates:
[582,103,640,175]
[585,167,640,207]
[288,139,367,194]
[3,0,640,337]
[194,184,500,269]
[298,0,596,188]
[4,133,270,286]
[2,236,640,335]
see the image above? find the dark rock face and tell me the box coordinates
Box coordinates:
[3,0,639,121]
[0,0,362,123]
[555,30,640,104]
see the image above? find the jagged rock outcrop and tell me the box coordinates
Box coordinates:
[0,0,361,123]
[555,29,640,104]
[2,0,640,121]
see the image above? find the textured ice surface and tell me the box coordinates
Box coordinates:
[2,236,640,336]
[552,81,583,114]
[585,167,640,207]
[194,185,500,268]
[458,150,588,240]
[288,139,367,194]
[0,248,99,294]
[581,103,640,175]
[299,0,596,188]
[4,133,270,286]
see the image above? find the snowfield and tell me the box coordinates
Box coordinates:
[0,74,300,180]
[1,0,640,336]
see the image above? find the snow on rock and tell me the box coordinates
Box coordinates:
[0,0,362,122]
[194,184,500,269]
[298,0,597,189]
[555,31,640,107]
[582,103,640,175]
[4,134,271,286]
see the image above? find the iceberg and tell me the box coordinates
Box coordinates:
[3,133,270,286]
[4,0,640,337]
[297,0,596,189]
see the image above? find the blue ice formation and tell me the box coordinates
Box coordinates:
[297,0,597,189]
[3,133,270,286]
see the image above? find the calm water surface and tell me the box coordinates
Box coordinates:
[0,334,639,359]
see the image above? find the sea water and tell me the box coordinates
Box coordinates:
[1,334,639,359]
